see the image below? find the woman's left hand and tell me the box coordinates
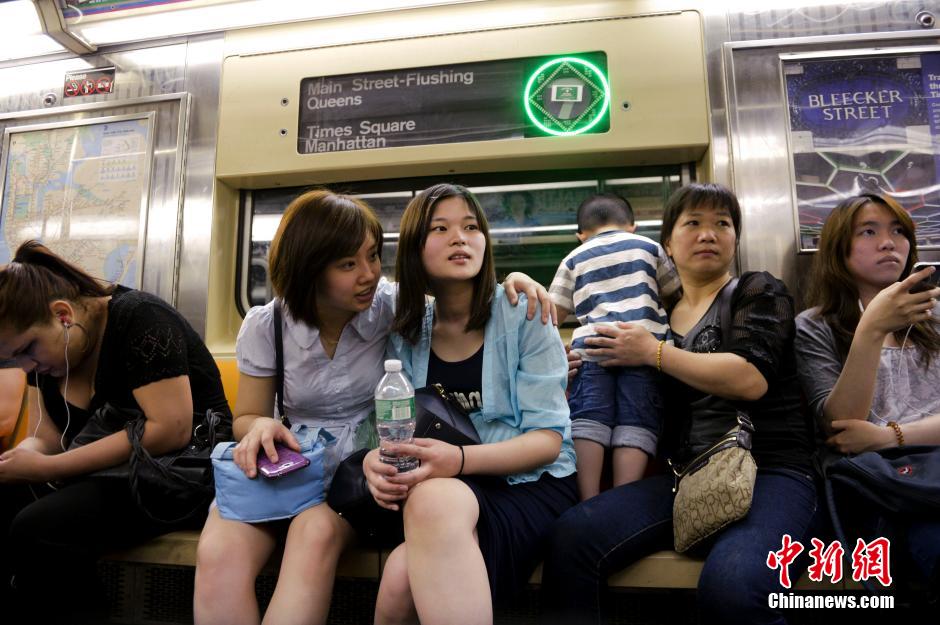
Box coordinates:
[826,419,895,454]
[381,438,463,486]
[503,272,557,325]
[584,322,659,367]
[0,447,59,483]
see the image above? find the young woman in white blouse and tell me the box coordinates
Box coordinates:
[194,189,552,625]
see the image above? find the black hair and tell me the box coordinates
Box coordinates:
[576,193,635,233]
[659,183,742,247]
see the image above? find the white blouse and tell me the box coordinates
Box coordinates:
[235,278,396,457]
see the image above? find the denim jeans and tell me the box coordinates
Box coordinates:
[541,468,818,625]
[568,362,663,455]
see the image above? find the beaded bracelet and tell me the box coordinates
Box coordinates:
[656,340,666,372]
[887,421,905,447]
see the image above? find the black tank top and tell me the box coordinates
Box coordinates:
[426,344,484,413]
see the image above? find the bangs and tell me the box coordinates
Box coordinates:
[327,197,385,261]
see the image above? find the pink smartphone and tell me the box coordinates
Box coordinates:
[257,445,310,478]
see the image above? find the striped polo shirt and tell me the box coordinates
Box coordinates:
[549,230,679,361]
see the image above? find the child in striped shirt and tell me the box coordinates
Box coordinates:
[549,194,679,501]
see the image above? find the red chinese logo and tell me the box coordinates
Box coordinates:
[767,536,892,587]
[806,538,844,583]
[851,537,893,587]
[766,534,805,588]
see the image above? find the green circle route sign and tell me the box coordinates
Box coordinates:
[524,56,611,136]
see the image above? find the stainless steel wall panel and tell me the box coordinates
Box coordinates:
[725,44,800,291]
[702,3,733,188]
[177,35,225,338]
[139,94,188,301]
[729,2,940,41]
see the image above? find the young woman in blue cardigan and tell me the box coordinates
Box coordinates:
[362,183,577,625]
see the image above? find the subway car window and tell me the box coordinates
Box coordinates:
[240,168,681,311]
[606,175,681,240]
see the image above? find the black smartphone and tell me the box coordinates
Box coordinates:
[910,261,940,293]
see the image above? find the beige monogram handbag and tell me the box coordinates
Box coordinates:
[669,413,756,553]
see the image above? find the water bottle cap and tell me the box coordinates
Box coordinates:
[384,359,402,372]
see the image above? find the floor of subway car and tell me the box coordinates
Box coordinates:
[96,561,913,625]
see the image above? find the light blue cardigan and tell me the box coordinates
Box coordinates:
[388,285,576,485]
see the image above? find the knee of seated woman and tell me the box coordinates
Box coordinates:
[403,478,477,530]
[289,503,352,551]
[196,530,264,578]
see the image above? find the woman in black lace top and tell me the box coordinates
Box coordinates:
[0,240,231,622]
[541,184,817,625]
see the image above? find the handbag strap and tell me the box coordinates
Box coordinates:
[671,276,748,471]
[717,276,739,350]
[272,299,291,427]
[124,414,215,525]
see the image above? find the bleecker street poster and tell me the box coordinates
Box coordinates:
[785,54,940,251]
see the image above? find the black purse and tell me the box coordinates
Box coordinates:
[327,383,480,543]
[70,403,232,524]
[413,384,482,446]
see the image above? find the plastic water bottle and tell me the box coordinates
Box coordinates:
[375,359,418,472]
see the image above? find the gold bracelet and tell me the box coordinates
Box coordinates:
[887,421,905,447]
[656,340,666,372]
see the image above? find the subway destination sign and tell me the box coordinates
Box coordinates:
[297,52,609,154]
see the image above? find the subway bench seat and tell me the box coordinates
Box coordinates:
[95,357,853,623]
[104,530,852,590]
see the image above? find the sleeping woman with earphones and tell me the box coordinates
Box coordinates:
[0,240,232,622]
[795,193,940,597]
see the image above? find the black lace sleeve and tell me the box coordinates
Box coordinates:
[726,271,796,385]
[114,300,190,390]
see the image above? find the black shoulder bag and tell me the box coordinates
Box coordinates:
[327,383,481,545]
[71,403,231,524]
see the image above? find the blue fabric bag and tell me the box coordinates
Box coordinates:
[824,445,940,595]
[212,425,339,523]
[825,445,940,516]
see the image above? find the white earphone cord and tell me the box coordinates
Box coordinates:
[60,324,71,452]
[31,323,72,452]
[868,322,916,425]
